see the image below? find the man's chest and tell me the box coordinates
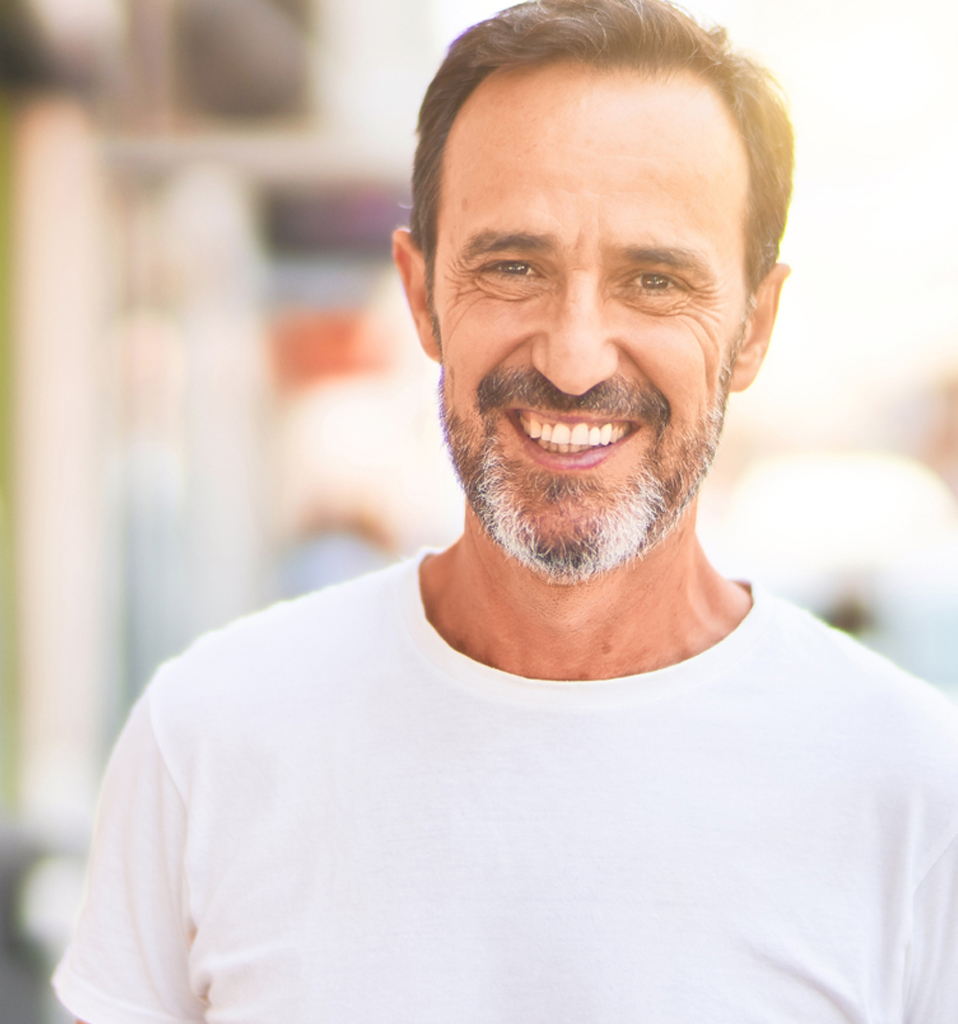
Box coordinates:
[183,732,906,1023]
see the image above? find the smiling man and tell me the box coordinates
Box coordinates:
[394,54,788,680]
[55,2,958,1023]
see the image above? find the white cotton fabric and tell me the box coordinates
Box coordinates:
[54,553,958,1024]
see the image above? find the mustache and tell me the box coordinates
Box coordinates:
[475,367,671,435]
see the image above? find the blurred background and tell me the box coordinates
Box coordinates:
[0,0,956,1019]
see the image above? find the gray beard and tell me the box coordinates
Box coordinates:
[441,365,733,586]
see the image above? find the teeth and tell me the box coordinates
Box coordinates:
[551,423,571,445]
[518,414,631,453]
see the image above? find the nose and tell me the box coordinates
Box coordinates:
[529,274,620,397]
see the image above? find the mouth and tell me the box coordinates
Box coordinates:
[517,410,632,455]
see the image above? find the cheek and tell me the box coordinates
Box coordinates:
[620,320,721,419]
[442,298,538,382]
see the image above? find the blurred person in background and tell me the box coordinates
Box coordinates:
[54,1,958,1021]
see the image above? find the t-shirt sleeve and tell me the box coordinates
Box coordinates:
[53,693,207,1024]
[905,828,958,1024]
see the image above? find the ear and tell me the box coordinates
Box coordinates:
[728,263,790,392]
[392,228,441,362]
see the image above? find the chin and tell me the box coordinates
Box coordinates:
[471,453,676,585]
[442,382,723,586]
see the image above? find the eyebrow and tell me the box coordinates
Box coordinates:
[460,231,558,262]
[617,246,713,279]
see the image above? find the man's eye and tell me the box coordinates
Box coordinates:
[492,261,534,275]
[638,273,672,290]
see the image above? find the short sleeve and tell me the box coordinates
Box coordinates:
[53,694,206,1024]
[905,829,958,1023]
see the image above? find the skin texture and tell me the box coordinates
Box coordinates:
[394,63,789,681]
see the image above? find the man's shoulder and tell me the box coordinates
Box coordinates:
[179,558,406,662]
[758,590,958,779]
[144,559,414,735]
[761,590,951,700]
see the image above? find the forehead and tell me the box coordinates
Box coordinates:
[437,63,750,267]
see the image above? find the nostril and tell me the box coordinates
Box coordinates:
[530,331,620,398]
[532,360,620,399]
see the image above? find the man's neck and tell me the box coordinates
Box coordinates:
[418,506,752,681]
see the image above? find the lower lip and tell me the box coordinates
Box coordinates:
[508,412,630,470]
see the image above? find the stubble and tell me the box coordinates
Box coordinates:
[441,362,733,585]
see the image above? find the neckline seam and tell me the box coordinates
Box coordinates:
[391,551,778,709]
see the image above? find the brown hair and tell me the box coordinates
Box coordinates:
[410,0,793,293]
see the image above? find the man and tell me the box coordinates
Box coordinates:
[56,1,958,1021]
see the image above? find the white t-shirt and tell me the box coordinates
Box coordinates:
[54,555,958,1024]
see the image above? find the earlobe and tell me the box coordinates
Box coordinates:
[728,262,790,393]
[392,228,441,362]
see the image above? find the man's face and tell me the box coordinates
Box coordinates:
[403,64,773,582]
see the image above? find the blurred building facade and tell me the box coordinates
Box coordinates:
[0,0,467,837]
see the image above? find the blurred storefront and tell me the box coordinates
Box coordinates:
[1,0,466,834]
